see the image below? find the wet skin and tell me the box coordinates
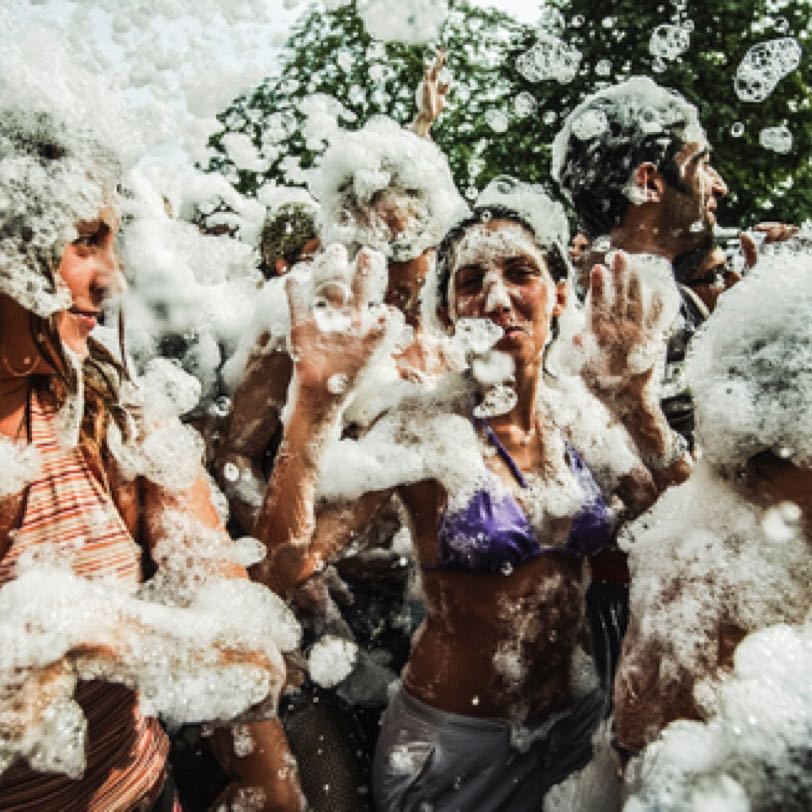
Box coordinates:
[396,220,584,722]
[614,452,812,752]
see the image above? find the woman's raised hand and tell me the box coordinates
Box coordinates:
[286,246,390,407]
[581,250,668,401]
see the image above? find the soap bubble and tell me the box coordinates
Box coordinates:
[734,38,802,103]
[649,23,691,61]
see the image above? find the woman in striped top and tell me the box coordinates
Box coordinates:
[0,113,304,810]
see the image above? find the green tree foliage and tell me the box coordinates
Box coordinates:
[208,0,812,227]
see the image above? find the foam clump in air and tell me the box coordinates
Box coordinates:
[759,123,793,154]
[686,245,812,467]
[734,37,803,103]
[356,0,448,45]
[308,635,358,688]
[309,116,469,261]
[516,35,582,84]
[0,565,300,778]
[120,163,264,399]
[298,93,357,153]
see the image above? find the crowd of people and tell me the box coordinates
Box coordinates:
[0,41,810,812]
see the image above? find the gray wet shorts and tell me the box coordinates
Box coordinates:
[372,685,606,812]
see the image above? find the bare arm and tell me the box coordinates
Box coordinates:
[583,252,692,504]
[249,250,392,599]
[215,342,293,535]
[411,49,450,138]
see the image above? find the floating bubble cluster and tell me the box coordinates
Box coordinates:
[648,23,691,61]
[356,0,449,45]
[484,108,509,133]
[759,123,793,154]
[513,92,538,117]
[516,34,582,85]
[734,37,803,103]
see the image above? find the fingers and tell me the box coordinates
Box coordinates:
[753,221,799,244]
[739,232,758,269]
[285,274,310,330]
[611,249,628,309]
[350,248,373,328]
[589,263,608,330]
[645,293,665,333]
[626,265,643,323]
[429,48,446,80]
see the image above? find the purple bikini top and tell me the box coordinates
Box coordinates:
[431,419,615,574]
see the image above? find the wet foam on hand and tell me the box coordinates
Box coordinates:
[0,565,301,778]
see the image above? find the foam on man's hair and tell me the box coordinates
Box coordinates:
[551,76,705,236]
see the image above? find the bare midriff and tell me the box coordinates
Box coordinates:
[399,481,588,722]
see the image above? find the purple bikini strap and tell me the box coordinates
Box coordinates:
[474,417,529,489]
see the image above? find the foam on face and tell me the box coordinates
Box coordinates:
[446,222,556,322]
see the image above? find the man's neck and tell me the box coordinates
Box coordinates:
[610,221,679,262]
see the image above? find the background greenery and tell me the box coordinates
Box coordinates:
[207,0,812,228]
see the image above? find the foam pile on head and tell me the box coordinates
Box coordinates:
[0,26,141,317]
[309,116,468,261]
[0,109,118,317]
[686,242,812,468]
[552,76,705,237]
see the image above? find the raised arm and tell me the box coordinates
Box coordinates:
[582,252,692,502]
[214,341,293,534]
[250,249,392,599]
[411,49,450,138]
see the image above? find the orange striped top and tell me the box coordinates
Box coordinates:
[0,390,169,812]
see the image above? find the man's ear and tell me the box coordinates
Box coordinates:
[632,162,666,203]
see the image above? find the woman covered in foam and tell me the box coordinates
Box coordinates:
[253,178,689,811]
[0,108,303,810]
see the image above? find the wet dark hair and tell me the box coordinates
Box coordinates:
[435,205,569,311]
[555,88,696,239]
